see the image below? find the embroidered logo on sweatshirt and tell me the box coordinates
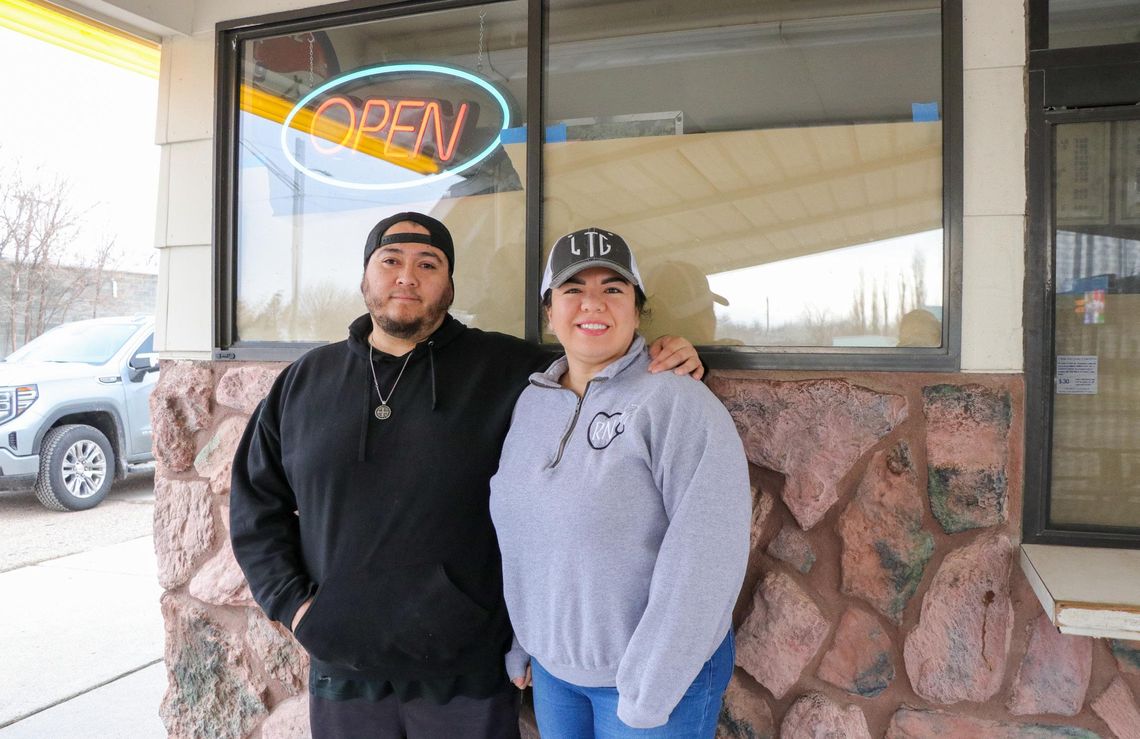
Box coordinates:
[588,411,624,450]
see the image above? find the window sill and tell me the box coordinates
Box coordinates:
[1020,544,1140,640]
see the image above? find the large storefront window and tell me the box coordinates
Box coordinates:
[543,0,944,348]
[232,2,528,342]
[217,0,959,365]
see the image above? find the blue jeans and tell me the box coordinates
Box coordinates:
[531,632,733,738]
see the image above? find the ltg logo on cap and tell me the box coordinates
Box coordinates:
[567,229,614,258]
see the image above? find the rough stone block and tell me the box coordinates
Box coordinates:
[709,377,906,529]
[1007,613,1092,716]
[151,361,214,473]
[839,442,933,623]
[194,415,249,495]
[886,707,1102,738]
[246,610,308,696]
[736,571,830,699]
[716,674,775,739]
[1110,639,1140,675]
[160,593,268,739]
[750,484,776,555]
[1091,677,1140,739]
[903,533,1014,704]
[923,384,1012,533]
[817,607,895,698]
[766,525,815,574]
[780,692,871,739]
[259,694,310,738]
[188,525,256,607]
[216,365,281,414]
[153,476,215,590]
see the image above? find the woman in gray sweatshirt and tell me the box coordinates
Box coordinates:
[489,227,751,737]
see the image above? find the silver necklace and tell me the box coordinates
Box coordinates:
[368,344,413,420]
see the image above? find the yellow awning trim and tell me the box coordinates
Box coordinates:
[240,84,439,175]
[0,0,160,78]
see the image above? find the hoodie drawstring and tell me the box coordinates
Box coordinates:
[428,340,437,410]
[358,359,371,462]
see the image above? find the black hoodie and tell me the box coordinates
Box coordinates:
[230,313,551,682]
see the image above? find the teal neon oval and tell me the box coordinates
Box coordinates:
[280,63,511,191]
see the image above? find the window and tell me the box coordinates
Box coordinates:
[215,0,961,369]
[131,334,154,362]
[6,322,138,365]
[218,2,530,348]
[1026,2,1140,546]
[543,0,949,355]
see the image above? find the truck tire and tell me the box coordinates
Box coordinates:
[34,424,116,512]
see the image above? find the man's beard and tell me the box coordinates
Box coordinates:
[364,284,453,342]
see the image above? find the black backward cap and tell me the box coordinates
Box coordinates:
[363,211,455,275]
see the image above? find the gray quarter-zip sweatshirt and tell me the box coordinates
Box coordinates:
[489,336,750,729]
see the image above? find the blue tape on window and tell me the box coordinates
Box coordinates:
[500,124,568,144]
[912,102,940,122]
[500,126,526,144]
[546,123,568,143]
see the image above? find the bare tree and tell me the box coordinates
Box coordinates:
[850,269,867,332]
[802,305,832,345]
[296,281,365,341]
[896,271,909,324]
[911,251,927,310]
[237,292,286,342]
[869,276,881,335]
[878,279,891,335]
[85,237,120,318]
[0,166,120,350]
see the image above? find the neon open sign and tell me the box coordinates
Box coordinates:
[280,63,512,191]
[310,97,470,160]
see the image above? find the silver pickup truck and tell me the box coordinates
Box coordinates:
[0,316,159,511]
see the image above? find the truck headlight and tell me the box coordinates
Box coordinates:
[0,385,38,426]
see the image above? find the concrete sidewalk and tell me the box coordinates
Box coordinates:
[0,536,166,737]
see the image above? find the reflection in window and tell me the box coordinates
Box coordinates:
[235,3,528,342]
[695,231,942,347]
[1050,0,1140,49]
[543,0,944,348]
[1050,120,1140,530]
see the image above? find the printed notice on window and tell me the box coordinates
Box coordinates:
[1056,355,1098,395]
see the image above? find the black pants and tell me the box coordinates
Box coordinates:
[309,686,522,739]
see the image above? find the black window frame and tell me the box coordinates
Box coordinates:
[1024,0,1140,547]
[213,0,963,370]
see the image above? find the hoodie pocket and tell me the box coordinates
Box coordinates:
[294,563,492,670]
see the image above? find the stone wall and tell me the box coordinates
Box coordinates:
[150,361,1140,738]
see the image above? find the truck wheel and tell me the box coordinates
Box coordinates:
[34,424,116,512]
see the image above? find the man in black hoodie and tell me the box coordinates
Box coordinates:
[229,212,702,739]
